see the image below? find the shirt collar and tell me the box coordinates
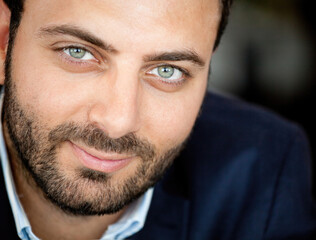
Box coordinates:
[0,88,153,240]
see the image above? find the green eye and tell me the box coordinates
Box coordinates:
[69,47,86,59]
[149,65,184,81]
[158,66,175,78]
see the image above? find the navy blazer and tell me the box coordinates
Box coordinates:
[1,92,316,240]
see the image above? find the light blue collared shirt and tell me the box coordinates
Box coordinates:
[0,91,153,240]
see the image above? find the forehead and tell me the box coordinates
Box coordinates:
[24,0,220,23]
[21,0,220,54]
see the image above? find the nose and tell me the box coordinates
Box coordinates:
[88,70,141,139]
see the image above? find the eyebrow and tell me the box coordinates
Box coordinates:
[37,24,116,52]
[144,50,205,67]
[37,24,205,67]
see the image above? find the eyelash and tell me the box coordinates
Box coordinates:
[148,64,191,85]
[54,45,98,66]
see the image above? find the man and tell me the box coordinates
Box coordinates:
[0,0,315,239]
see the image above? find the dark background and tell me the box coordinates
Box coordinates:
[209,0,316,196]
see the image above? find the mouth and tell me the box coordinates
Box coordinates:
[69,141,135,173]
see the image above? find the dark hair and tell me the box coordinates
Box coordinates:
[3,0,233,50]
[216,0,234,50]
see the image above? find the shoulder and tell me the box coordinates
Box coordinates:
[199,91,302,138]
[185,91,310,182]
[177,92,314,239]
[188,91,308,160]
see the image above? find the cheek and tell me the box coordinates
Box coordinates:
[10,23,101,126]
[11,64,82,126]
[144,77,207,150]
[11,38,90,125]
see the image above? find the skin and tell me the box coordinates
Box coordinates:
[0,0,220,239]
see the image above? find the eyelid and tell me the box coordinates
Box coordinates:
[52,43,101,63]
[146,63,192,78]
[51,43,108,73]
[143,64,192,90]
[149,66,182,81]
[63,47,94,61]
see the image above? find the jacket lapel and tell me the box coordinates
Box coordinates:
[128,183,190,240]
[128,156,191,240]
[0,161,19,239]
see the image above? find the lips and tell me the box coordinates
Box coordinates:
[70,141,134,173]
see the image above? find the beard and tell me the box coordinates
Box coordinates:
[2,55,184,216]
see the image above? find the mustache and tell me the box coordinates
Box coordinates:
[48,123,156,161]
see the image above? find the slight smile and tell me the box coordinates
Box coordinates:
[69,141,135,173]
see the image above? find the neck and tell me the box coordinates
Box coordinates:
[3,122,125,240]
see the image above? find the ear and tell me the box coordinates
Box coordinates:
[0,0,10,85]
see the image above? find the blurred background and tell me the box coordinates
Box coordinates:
[209,0,316,195]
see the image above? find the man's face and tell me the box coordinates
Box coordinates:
[2,0,219,215]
